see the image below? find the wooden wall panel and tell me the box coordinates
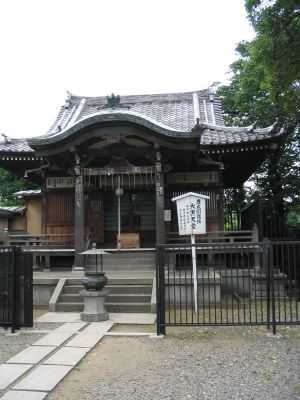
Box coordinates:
[45,192,74,226]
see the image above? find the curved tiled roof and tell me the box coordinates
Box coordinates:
[28,108,282,149]
[46,89,224,135]
[0,89,283,153]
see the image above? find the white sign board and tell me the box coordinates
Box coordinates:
[46,177,75,188]
[172,192,209,235]
[164,209,171,222]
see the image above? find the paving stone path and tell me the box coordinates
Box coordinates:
[0,312,156,400]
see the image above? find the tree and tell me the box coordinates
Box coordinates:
[245,0,300,117]
[217,0,300,229]
[0,169,36,206]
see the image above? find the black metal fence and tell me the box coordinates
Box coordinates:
[156,241,300,335]
[0,246,33,332]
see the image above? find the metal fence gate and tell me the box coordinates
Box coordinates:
[0,246,33,332]
[156,241,300,335]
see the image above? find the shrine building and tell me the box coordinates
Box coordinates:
[0,89,283,268]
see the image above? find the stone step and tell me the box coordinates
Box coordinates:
[107,294,151,303]
[66,278,153,285]
[106,302,151,313]
[56,302,84,312]
[63,284,152,295]
[85,265,154,271]
[60,293,151,304]
[60,294,81,302]
[56,302,151,313]
[100,259,155,264]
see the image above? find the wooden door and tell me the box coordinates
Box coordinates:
[85,191,104,243]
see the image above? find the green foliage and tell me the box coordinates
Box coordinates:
[216,0,300,228]
[0,169,36,206]
[245,0,300,117]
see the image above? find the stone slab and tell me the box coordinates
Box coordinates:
[106,332,153,337]
[53,322,87,332]
[1,390,48,400]
[0,364,33,389]
[66,332,104,348]
[34,311,156,324]
[6,346,56,364]
[44,346,89,366]
[109,313,156,324]
[14,365,73,391]
[83,322,114,333]
[35,312,81,323]
[32,332,74,347]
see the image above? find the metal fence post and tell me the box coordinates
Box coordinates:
[156,246,166,335]
[10,246,16,333]
[270,242,277,335]
[263,239,271,330]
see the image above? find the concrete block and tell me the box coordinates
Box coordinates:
[53,322,86,332]
[0,364,33,389]
[1,390,48,400]
[14,365,73,391]
[34,312,81,323]
[33,332,74,347]
[83,322,114,333]
[44,346,89,366]
[6,346,56,364]
[109,313,156,324]
[66,332,104,348]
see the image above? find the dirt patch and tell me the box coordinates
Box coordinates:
[47,326,300,400]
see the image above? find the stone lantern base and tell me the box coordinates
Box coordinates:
[80,289,109,322]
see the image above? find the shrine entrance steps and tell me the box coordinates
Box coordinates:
[85,249,155,272]
[55,277,153,313]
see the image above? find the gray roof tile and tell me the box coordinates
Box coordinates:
[46,89,224,135]
[0,90,282,154]
[0,139,33,153]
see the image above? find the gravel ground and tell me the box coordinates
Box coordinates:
[47,325,300,400]
[0,332,46,364]
[0,309,63,364]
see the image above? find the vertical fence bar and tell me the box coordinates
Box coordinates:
[156,246,166,335]
[264,240,271,330]
[270,243,277,335]
[10,246,16,333]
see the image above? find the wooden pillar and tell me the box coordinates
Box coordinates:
[73,169,85,271]
[155,152,165,244]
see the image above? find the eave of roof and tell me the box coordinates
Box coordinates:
[27,109,283,150]
[14,190,41,198]
[28,109,199,149]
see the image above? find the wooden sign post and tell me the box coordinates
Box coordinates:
[172,192,209,314]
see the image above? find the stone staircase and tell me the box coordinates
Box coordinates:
[56,277,153,313]
[56,250,155,313]
[85,250,155,272]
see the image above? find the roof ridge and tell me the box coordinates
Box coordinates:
[66,88,213,102]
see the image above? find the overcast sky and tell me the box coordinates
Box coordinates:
[0,0,255,138]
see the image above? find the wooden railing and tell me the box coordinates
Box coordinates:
[0,233,75,248]
[166,224,259,244]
